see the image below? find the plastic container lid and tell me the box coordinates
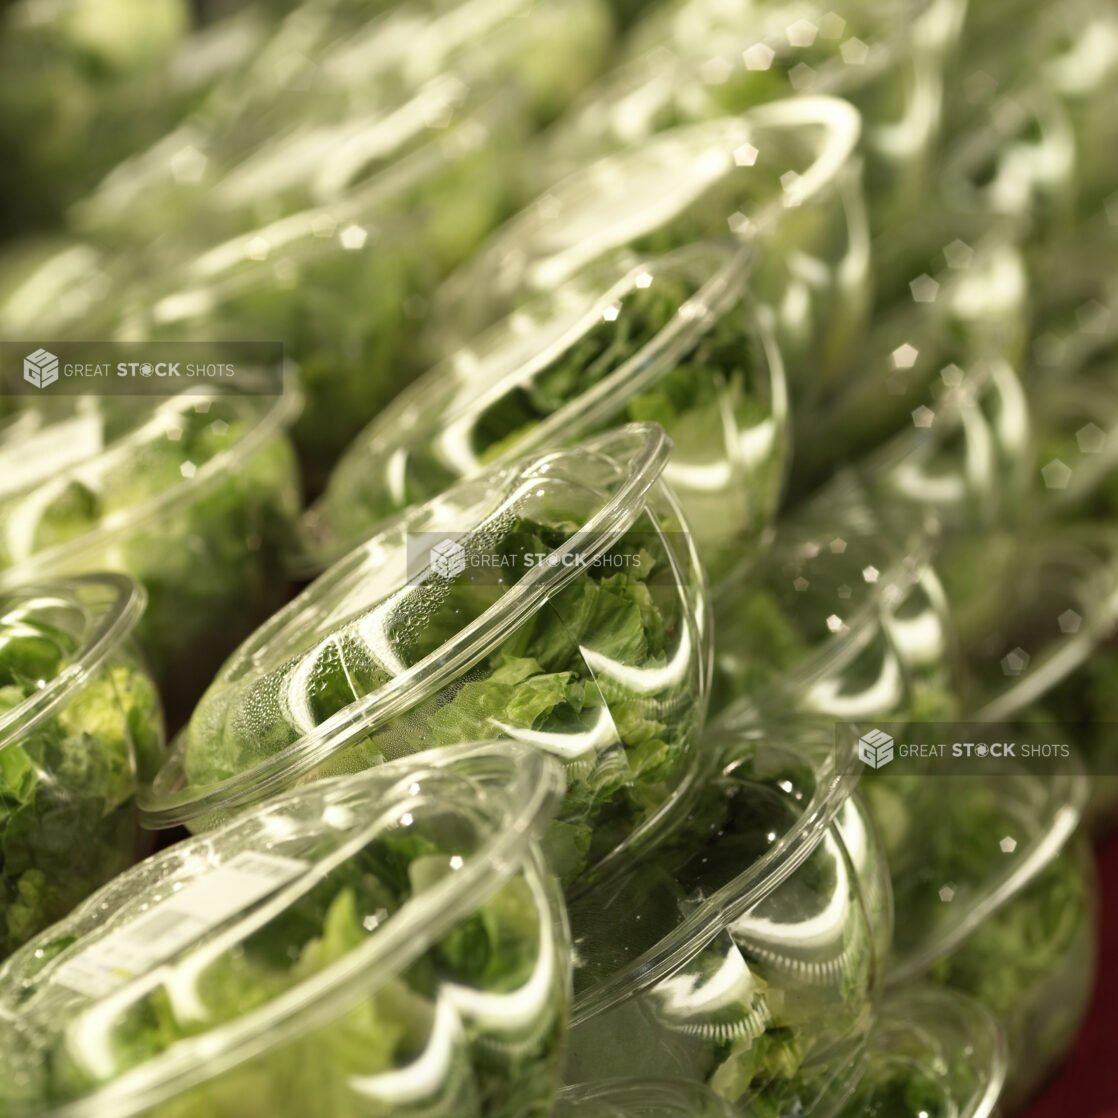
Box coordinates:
[794,235,1029,496]
[941,88,1077,228]
[712,475,942,722]
[1031,320,1118,516]
[435,96,861,341]
[556,1078,737,1118]
[76,0,613,243]
[0,572,146,746]
[826,350,1032,546]
[867,754,1088,981]
[573,0,962,164]
[143,423,709,879]
[564,715,884,1115]
[834,986,1007,1118]
[0,741,568,1118]
[938,526,1118,719]
[0,388,299,584]
[306,242,785,584]
[0,572,165,956]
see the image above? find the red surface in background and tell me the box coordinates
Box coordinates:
[1025,832,1118,1118]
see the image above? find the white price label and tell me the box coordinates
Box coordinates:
[54,851,308,998]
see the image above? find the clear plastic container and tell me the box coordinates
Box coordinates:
[938,523,1118,831]
[1032,342,1118,522]
[1028,204,1117,383]
[74,0,614,249]
[940,89,1078,243]
[865,762,1095,1112]
[547,0,966,236]
[0,573,164,958]
[832,987,1007,1118]
[0,0,191,229]
[711,477,954,724]
[0,390,302,713]
[0,741,570,1118]
[306,242,787,589]
[0,237,137,343]
[563,716,889,1117]
[949,0,1118,213]
[556,1078,737,1118]
[142,424,711,892]
[436,96,869,395]
[846,352,1033,536]
[82,0,615,490]
[938,526,1118,720]
[111,108,524,490]
[793,236,1029,499]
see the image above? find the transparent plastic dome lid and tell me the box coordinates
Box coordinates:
[569,714,862,1007]
[0,572,146,752]
[941,88,1076,225]
[1033,335,1118,515]
[0,741,565,1118]
[306,241,784,579]
[939,525,1118,719]
[0,389,299,582]
[868,755,1088,980]
[77,0,612,239]
[142,423,709,859]
[712,474,939,722]
[556,1078,737,1118]
[564,715,883,1116]
[856,352,1032,531]
[628,0,964,148]
[550,0,942,154]
[835,986,1007,1118]
[436,95,861,333]
[794,235,1028,496]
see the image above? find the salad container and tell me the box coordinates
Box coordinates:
[307,242,787,589]
[794,236,1028,498]
[0,390,302,713]
[939,524,1118,830]
[75,0,614,250]
[1029,205,1116,385]
[550,0,966,235]
[0,0,191,231]
[142,424,711,892]
[866,762,1095,1112]
[0,741,570,1118]
[711,477,954,723]
[949,0,1118,212]
[556,1079,737,1118]
[832,987,1007,1118]
[564,716,890,1116]
[114,110,521,489]
[0,573,164,958]
[940,526,1118,720]
[436,96,869,394]
[853,356,1032,536]
[97,0,616,488]
[940,88,1078,246]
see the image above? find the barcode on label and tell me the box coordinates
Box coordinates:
[54,850,308,999]
[231,853,310,880]
[118,907,204,945]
